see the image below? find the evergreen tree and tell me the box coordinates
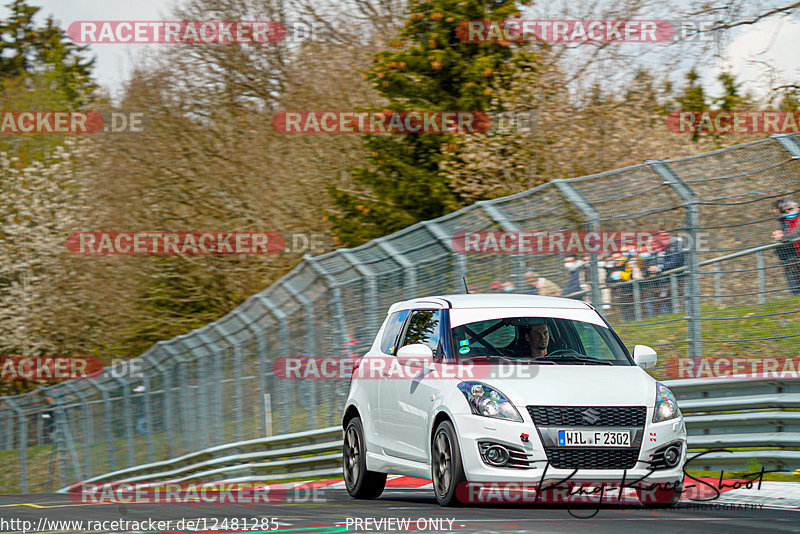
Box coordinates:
[677,68,706,110]
[777,91,799,112]
[676,68,706,142]
[328,0,529,246]
[715,71,750,111]
[0,0,95,106]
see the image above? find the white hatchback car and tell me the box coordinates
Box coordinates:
[342,294,686,507]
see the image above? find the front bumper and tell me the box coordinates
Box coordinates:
[453,409,686,486]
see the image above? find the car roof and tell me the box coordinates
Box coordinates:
[387,294,594,313]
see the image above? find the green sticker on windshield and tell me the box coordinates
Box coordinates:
[459,339,469,347]
[459,346,470,354]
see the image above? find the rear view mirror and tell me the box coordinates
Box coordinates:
[632,345,657,370]
[396,344,434,369]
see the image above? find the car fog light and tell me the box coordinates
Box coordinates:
[485,445,510,466]
[663,445,681,467]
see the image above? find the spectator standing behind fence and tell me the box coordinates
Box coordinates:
[134,385,147,436]
[772,199,800,295]
[524,271,561,296]
[637,245,659,318]
[604,248,640,321]
[646,231,686,314]
[562,256,589,301]
[41,396,55,444]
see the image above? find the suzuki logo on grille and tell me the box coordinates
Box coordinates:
[581,408,601,425]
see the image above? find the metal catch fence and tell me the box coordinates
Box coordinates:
[1,133,799,492]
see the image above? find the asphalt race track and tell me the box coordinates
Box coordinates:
[2,486,799,534]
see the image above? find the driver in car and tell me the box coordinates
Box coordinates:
[523,320,550,357]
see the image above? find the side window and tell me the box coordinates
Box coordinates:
[401,310,441,353]
[575,323,616,360]
[380,310,409,355]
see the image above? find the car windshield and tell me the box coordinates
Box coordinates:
[450,316,631,365]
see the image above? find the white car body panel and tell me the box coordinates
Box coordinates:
[344,294,686,493]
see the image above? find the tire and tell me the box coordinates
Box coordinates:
[431,420,467,506]
[343,417,386,499]
[636,484,680,508]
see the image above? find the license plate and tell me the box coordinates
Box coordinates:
[557,430,630,447]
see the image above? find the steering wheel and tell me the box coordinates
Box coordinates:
[545,348,584,358]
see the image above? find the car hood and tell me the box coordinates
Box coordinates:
[475,364,656,407]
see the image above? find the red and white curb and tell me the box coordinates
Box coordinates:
[282,475,800,510]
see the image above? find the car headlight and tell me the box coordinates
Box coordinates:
[653,382,681,423]
[457,381,523,422]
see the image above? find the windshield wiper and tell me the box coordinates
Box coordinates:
[459,354,556,364]
[532,354,612,365]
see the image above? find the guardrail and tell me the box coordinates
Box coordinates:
[58,379,800,492]
[58,426,343,493]
[674,378,800,472]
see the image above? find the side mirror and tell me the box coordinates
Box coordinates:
[633,345,657,370]
[396,344,434,368]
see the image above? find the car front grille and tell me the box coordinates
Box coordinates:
[528,405,646,470]
[527,406,646,427]
[544,447,639,470]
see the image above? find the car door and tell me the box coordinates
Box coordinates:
[381,309,442,462]
[368,309,409,453]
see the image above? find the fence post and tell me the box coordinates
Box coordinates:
[715,263,723,307]
[233,308,270,436]
[63,382,92,479]
[88,380,116,473]
[158,342,194,454]
[255,294,291,433]
[423,221,465,290]
[649,161,702,360]
[111,377,135,467]
[47,386,84,486]
[376,239,417,296]
[479,201,528,293]
[670,273,679,311]
[632,279,643,321]
[5,398,27,493]
[208,323,244,443]
[141,374,155,463]
[195,331,225,448]
[280,280,318,429]
[304,255,351,352]
[554,180,603,308]
[340,250,379,334]
[304,254,352,425]
[143,352,175,459]
[1,402,14,450]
